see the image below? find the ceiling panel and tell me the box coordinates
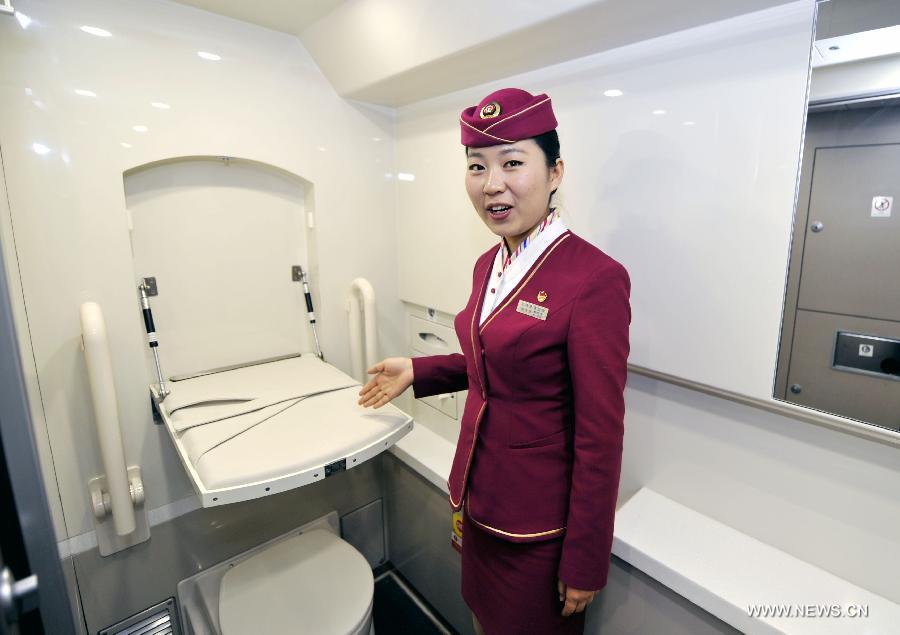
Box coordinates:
[170,0,345,35]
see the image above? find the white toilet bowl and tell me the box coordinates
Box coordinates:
[219,529,375,635]
[177,515,376,635]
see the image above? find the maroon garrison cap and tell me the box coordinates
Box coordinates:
[460,87,558,147]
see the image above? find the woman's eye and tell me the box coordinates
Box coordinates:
[504,160,522,167]
[468,164,484,171]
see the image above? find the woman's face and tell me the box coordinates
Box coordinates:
[465,139,564,242]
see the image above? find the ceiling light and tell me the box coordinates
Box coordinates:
[604,89,624,97]
[397,172,415,182]
[151,102,171,109]
[682,121,696,126]
[133,125,148,133]
[80,25,112,37]
[74,89,97,97]
[32,143,51,155]
[652,109,666,115]
[15,11,32,29]
[197,51,221,61]
[121,142,132,148]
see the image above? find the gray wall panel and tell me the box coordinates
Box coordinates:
[384,454,740,635]
[384,454,474,635]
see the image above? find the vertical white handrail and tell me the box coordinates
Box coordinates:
[79,302,136,536]
[347,278,377,384]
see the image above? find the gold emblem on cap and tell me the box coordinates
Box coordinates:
[480,101,501,119]
[537,290,548,302]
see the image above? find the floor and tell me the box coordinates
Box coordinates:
[373,567,456,634]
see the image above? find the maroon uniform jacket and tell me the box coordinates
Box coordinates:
[411,230,631,591]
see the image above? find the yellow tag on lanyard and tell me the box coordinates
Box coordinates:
[451,509,464,553]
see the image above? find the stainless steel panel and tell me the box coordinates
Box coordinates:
[74,459,385,635]
[341,499,386,568]
[786,310,900,429]
[98,598,178,635]
[383,455,473,635]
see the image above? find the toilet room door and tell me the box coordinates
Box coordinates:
[0,145,77,633]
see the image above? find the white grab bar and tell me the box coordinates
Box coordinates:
[79,302,136,536]
[347,278,377,384]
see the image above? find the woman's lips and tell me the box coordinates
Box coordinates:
[487,205,512,220]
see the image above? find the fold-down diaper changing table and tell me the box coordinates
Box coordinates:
[151,354,413,506]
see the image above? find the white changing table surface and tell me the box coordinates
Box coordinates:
[152,354,413,506]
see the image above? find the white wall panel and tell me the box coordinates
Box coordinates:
[397,1,816,401]
[0,0,401,539]
[621,373,900,605]
[126,158,311,377]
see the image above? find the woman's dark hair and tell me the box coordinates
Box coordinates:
[531,129,561,168]
[533,129,561,200]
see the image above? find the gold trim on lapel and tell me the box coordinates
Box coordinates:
[469,247,496,398]
[449,400,487,508]
[479,232,571,335]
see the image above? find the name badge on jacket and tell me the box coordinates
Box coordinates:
[516,299,549,320]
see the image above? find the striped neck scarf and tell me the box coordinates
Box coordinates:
[501,207,561,274]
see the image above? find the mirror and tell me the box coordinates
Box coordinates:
[775,0,900,431]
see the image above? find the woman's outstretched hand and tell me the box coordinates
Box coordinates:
[357,357,414,409]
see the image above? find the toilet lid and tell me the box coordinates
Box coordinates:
[219,529,374,635]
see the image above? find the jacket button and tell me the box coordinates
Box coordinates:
[481,390,486,400]
[480,347,485,355]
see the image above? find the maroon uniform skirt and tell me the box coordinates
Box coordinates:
[461,510,586,634]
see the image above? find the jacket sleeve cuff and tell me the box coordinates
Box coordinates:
[558,554,610,592]
[411,353,468,399]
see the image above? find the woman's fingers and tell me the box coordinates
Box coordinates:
[366,361,384,375]
[358,381,385,406]
[374,393,390,409]
[560,587,595,616]
[358,378,376,396]
[358,379,399,408]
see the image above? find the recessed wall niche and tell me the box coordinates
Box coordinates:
[125,156,314,378]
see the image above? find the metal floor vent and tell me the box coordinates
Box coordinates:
[99,597,180,635]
